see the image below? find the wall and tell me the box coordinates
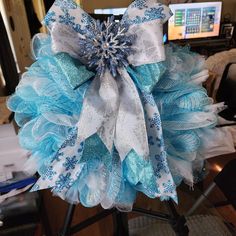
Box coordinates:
[82,0,132,13]
[82,0,236,21]
[0,0,32,73]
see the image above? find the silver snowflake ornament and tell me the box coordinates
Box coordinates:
[79,16,135,77]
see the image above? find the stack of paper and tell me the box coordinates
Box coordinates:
[0,123,36,201]
[0,123,29,181]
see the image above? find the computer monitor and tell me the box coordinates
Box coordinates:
[168,2,222,41]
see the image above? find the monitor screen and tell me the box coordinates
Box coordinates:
[168,2,222,41]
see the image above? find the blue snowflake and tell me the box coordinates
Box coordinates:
[63,156,78,171]
[44,11,56,26]
[128,6,166,25]
[155,152,170,175]
[148,113,161,130]
[54,151,64,162]
[77,142,84,153]
[41,166,57,181]
[79,16,135,77]
[142,92,156,106]
[148,136,154,145]
[163,180,176,194]
[81,13,95,30]
[132,0,148,9]
[145,7,166,21]
[73,23,85,34]
[54,173,73,193]
[61,128,77,149]
[156,137,165,148]
[55,0,77,10]
[59,12,76,27]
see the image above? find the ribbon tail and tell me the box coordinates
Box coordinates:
[115,68,149,161]
[76,70,119,152]
[141,91,177,202]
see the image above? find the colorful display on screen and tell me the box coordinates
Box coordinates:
[168,2,222,40]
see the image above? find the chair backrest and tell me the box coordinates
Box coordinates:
[214,159,236,210]
[216,62,236,121]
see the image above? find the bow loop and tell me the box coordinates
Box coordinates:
[122,0,173,66]
[122,0,172,25]
[44,0,95,34]
[54,52,94,89]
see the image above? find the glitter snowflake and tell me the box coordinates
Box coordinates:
[132,0,148,9]
[63,156,78,171]
[155,152,170,175]
[142,92,156,106]
[41,166,57,181]
[145,7,166,21]
[162,180,176,194]
[54,151,64,162]
[61,128,77,149]
[148,112,161,130]
[77,142,84,153]
[79,16,135,77]
[55,0,77,10]
[81,13,95,30]
[73,23,85,34]
[128,6,166,25]
[156,136,165,148]
[59,12,76,27]
[148,136,154,145]
[44,11,56,26]
[54,173,73,193]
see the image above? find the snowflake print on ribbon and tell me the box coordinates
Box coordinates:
[63,156,78,171]
[81,13,95,31]
[156,137,165,148]
[148,112,161,130]
[145,7,166,21]
[44,11,56,26]
[55,0,77,10]
[73,24,85,34]
[59,12,76,27]
[163,180,176,194]
[54,151,64,162]
[154,152,170,176]
[142,92,156,106]
[77,142,84,154]
[61,128,77,149]
[54,173,73,193]
[128,6,166,25]
[41,166,57,181]
[148,136,154,145]
[132,0,148,10]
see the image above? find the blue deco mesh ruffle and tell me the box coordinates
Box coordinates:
[8,34,87,167]
[8,36,216,208]
[152,44,216,184]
